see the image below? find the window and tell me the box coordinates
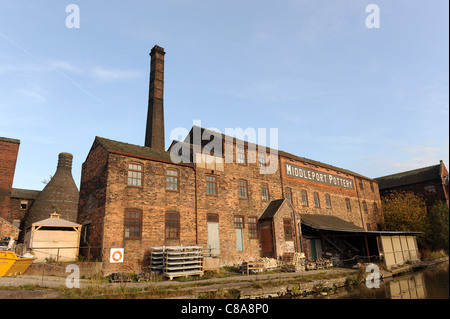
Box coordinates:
[206,175,217,195]
[234,215,244,252]
[301,190,308,207]
[425,185,436,195]
[370,182,374,192]
[124,209,141,238]
[283,219,293,241]
[238,180,248,199]
[20,200,28,210]
[237,145,246,164]
[359,179,364,190]
[373,202,378,214]
[261,184,269,201]
[363,201,368,214]
[313,192,320,208]
[284,187,292,204]
[207,213,219,222]
[234,216,244,229]
[258,151,266,168]
[165,212,180,239]
[248,216,258,239]
[127,163,143,187]
[166,169,179,191]
[345,198,352,212]
[325,194,332,209]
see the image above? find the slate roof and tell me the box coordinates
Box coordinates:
[0,137,20,144]
[183,126,376,181]
[259,199,286,221]
[96,136,189,165]
[300,214,364,232]
[10,188,40,200]
[374,163,441,190]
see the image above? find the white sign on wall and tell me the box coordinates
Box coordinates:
[110,248,124,263]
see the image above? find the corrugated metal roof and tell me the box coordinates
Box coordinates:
[300,214,421,235]
[300,214,364,232]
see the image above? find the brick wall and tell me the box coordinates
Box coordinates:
[79,136,385,272]
[101,152,197,272]
[279,156,383,231]
[77,139,109,260]
[0,216,20,239]
[0,138,20,220]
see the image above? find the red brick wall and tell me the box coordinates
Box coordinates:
[195,144,283,266]
[0,138,20,220]
[78,137,385,272]
[77,139,109,260]
[0,217,19,239]
[279,156,383,231]
[101,153,197,272]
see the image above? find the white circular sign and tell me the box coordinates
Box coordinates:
[110,248,124,263]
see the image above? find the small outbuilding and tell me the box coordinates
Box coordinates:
[24,212,82,262]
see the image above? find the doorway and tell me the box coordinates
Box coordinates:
[207,214,220,255]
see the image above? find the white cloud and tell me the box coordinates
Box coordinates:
[90,67,143,82]
[370,141,449,178]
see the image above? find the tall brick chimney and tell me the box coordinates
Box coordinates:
[145,45,166,150]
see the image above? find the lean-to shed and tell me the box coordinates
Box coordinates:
[24,212,81,262]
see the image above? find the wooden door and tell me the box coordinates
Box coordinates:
[261,224,273,255]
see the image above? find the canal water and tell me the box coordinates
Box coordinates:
[327,261,449,299]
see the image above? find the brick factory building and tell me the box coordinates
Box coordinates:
[375,161,449,210]
[0,137,21,238]
[78,45,386,273]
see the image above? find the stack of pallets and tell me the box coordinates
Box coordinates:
[150,245,204,280]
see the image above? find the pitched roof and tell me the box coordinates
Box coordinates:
[259,199,286,221]
[300,214,364,232]
[374,163,441,190]
[184,126,375,181]
[32,216,81,228]
[0,137,20,144]
[96,136,190,165]
[11,188,40,200]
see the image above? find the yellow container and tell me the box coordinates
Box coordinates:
[0,251,36,277]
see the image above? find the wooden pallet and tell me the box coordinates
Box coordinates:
[150,245,204,280]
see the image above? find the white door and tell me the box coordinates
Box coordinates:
[207,222,220,255]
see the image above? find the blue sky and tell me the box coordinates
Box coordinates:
[0,0,448,191]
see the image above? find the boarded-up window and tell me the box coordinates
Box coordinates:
[234,215,244,252]
[283,219,293,241]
